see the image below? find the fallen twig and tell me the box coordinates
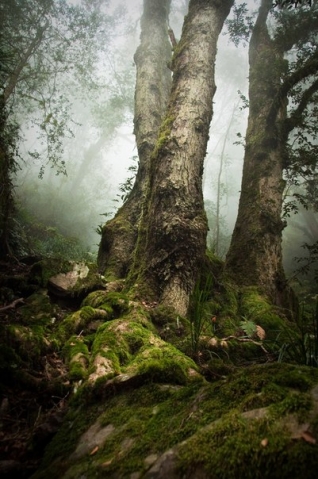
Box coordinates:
[0,298,24,313]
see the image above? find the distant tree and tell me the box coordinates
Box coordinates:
[225,0,318,309]
[0,0,116,257]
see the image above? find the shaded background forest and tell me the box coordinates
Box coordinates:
[2,0,318,296]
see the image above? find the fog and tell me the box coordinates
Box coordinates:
[14,0,317,279]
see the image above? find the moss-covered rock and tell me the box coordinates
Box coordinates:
[48,262,106,298]
[29,258,71,287]
[32,363,318,479]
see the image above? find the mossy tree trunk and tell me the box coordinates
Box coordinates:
[225,0,318,308]
[130,0,234,316]
[225,0,286,306]
[97,0,172,279]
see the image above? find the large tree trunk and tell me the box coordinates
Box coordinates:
[225,0,289,307]
[97,0,172,279]
[130,0,234,316]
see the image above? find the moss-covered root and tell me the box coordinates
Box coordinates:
[86,310,202,388]
[62,336,90,381]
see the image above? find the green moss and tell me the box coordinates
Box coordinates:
[81,290,112,311]
[6,323,50,363]
[149,305,190,351]
[19,291,57,325]
[152,114,175,157]
[126,342,201,385]
[177,411,313,479]
[33,362,318,479]
[270,391,312,420]
[29,258,71,287]
[89,326,128,374]
[57,305,110,343]
[62,336,90,381]
[33,402,101,477]
[103,292,130,313]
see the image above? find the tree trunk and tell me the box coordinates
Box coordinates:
[97,0,172,279]
[0,17,50,259]
[225,0,288,306]
[131,0,234,316]
[0,96,15,259]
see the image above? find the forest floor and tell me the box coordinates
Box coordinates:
[1,256,318,479]
[0,259,73,477]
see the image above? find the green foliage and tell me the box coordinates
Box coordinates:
[225,3,255,47]
[239,318,257,338]
[277,301,318,367]
[273,1,312,9]
[1,0,135,257]
[1,0,123,174]
[16,206,94,261]
[293,240,318,282]
[189,274,215,357]
[114,156,138,204]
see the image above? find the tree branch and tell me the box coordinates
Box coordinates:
[267,51,318,124]
[284,77,318,135]
[4,20,50,103]
[0,298,24,314]
[274,10,318,52]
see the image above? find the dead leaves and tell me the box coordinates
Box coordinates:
[301,431,316,444]
[256,325,266,340]
[90,446,99,455]
[260,430,316,449]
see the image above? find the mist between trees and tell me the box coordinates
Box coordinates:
[1,0,318,305]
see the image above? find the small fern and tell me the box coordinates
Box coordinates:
[240,319,257,338]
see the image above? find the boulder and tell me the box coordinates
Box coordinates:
[46,261,106,298]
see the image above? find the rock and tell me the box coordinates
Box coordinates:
[70,421,115,460]
[143,450,179,479]
[47,261,106,298]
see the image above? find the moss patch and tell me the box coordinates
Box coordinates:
[33,363,318,479]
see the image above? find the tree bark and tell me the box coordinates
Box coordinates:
[97,0,172,279]
[131,0,234,316]
[0,95,15,259]
[225,0,290,307]
[226,0,318,309]
[226,0,286,303]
